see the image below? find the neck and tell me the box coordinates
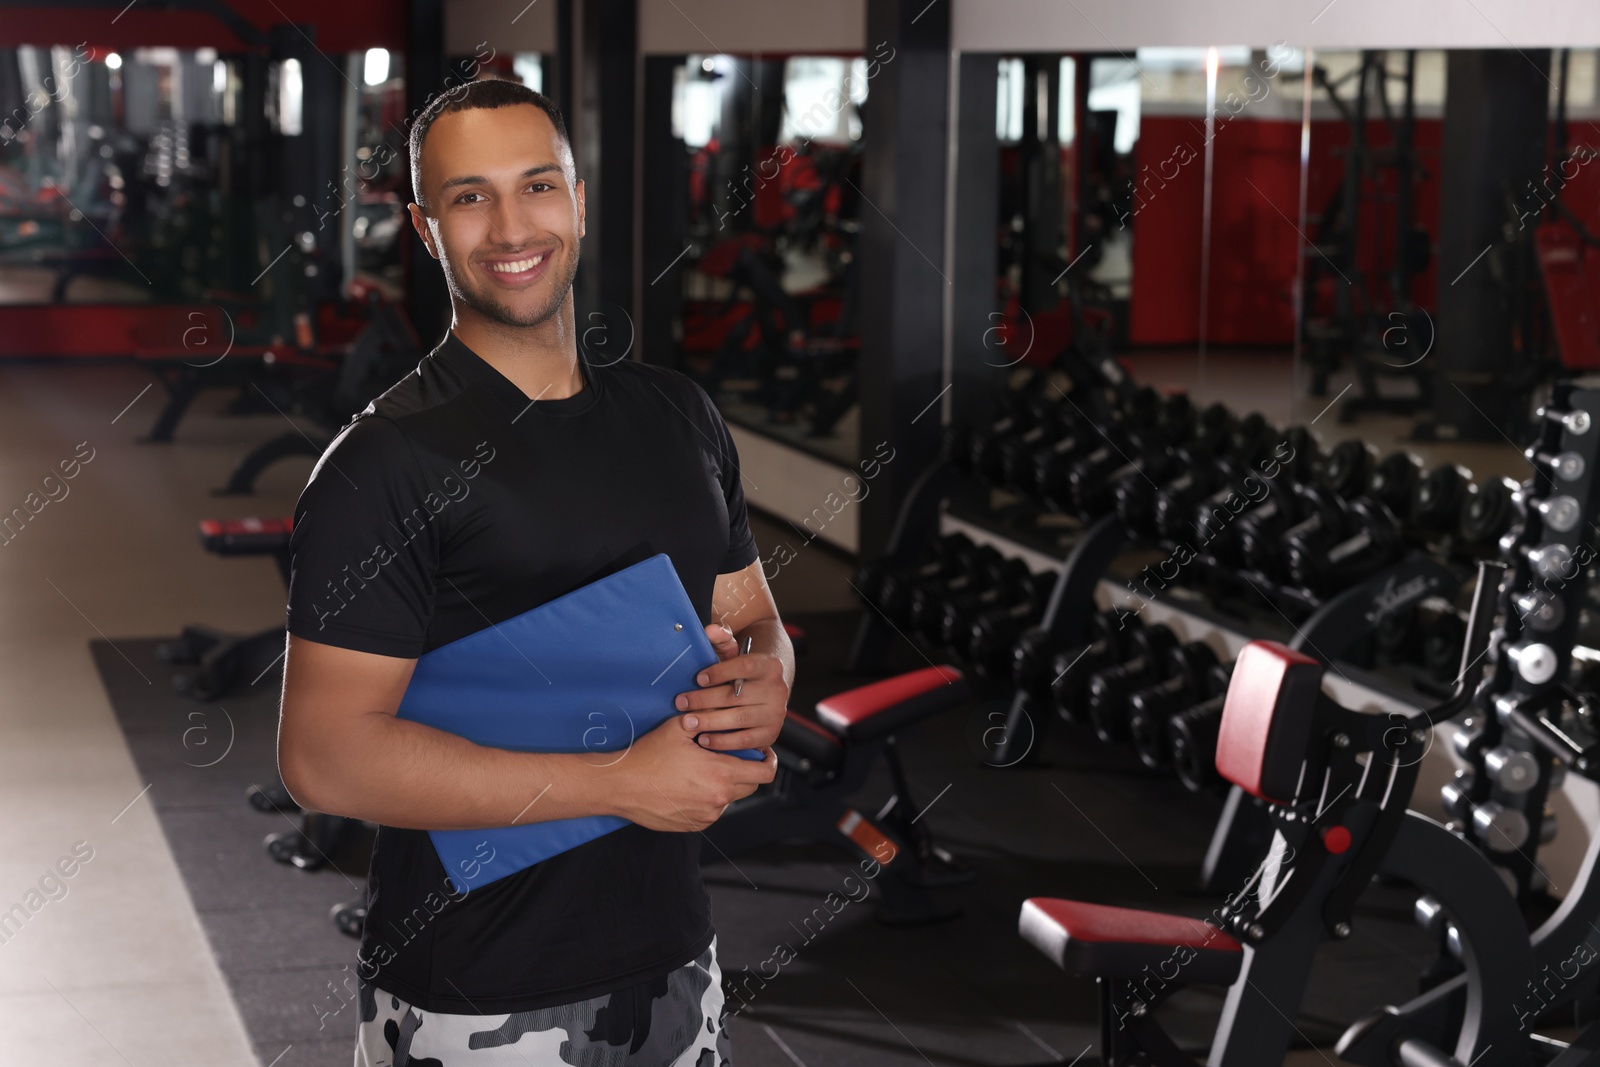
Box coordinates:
[450,292,584,401]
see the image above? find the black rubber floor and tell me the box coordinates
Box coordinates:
[94,610,1438,1067]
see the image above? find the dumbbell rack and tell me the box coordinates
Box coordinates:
[1448,381,1600,905]
[938,503,1491,883]
[852,368,1600,915]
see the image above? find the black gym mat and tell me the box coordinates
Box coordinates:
[93,636,371,1067]
[95,614,1439,1067]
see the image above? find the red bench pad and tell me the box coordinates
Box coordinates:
[815,665,966,742]
[1020,898,1244,985]
[199,517,295,555]
[1216,641,1325,804]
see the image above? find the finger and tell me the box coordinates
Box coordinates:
[683,703,752,731]
[693,727,775,752]
[675,688,739,726]
[722,747,778,783]
[692,651,774,689]
[683,701,778,734]
[674,683,760,717]
[705,624,741,661]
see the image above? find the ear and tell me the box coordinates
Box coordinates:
[407,203,440,261]
[575,178,586,240]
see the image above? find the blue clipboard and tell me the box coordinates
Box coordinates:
[395,553,764,893]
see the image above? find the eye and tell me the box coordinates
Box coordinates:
[528,181,555,193]
[454,191,484,204]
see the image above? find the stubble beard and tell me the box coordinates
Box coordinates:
[449,243,581,330]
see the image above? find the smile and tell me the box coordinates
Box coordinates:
[487,254,546,273]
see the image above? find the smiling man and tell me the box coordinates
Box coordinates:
[277,78,792,1066]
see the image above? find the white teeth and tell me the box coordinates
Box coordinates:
[489,255,545,274]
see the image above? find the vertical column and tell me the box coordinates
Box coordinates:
[640,55,687,367]
[570,0,637,356]
[405,0,450,345]
[949,53,1001,434]
[1431,48,1551,441]
[857,0,952,561]
[271,23,344,307]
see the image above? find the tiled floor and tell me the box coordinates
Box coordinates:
[0,360,290,1066]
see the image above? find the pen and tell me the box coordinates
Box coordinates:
[731,635,753,697]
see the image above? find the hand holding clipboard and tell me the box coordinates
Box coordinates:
[395,554,777,892]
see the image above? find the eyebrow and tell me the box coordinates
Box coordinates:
[439,163,564,194]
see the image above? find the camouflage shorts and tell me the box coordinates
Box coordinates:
[353,938,730,1066]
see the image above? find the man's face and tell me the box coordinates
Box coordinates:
[410,103,585,329]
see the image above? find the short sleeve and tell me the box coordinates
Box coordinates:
[690,382,760,574]
[285,416,441,658]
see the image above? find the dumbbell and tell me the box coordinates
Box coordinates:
[1067,392,1198,515]
[1196,431,1318,563]
[1150,432,1276,544]
[856,531,974,608]
[1526,445,1589,489]
[1537,403,1594,438]
[1230,411,1272,454]
[964,569,1052,678]
[1001,405,1090,498]
[1163,459,1241,545]
[935,556,1035,652]
[1276,425,1323,484]
[1440,769,1532,853]
[1412,463,1475,537]
[1249,481,1348,583]
[1050,614,1147,721]
[1118,441,1227,541]
[1512,540,1586,588]
[1030,390,1179,512]
[1531,492,1586,540]
[873,533,981,625]
[1365,450,1425,519]
[1458,476,1519,550]
[1066,429,1178,518]
[954,368,1056,478]
[1126,640,1222,770]
[1194,401,1237,451]
[1014,609,1124,699]
[1156,392,1196,445]
[1204,452,1318,565]
[1168,661,1236,793]
[906,544,1006,640]
[970,393,1053,487]
[1284,496,1404,596]
[1321,440,1378,500]
[1086,623,1182,745]
[1033,427,1101,513]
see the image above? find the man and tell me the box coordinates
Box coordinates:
[278,78,791,1066]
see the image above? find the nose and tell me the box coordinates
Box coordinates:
[480,193,541,252]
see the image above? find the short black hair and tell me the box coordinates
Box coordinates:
[408,77,571,209]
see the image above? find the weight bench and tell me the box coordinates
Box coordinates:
[1017,559,1505,1067]
[160,517,294,701]
[159,516,304,815]
[702,663,976,925]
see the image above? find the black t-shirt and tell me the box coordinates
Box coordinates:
[284,330,760,1014]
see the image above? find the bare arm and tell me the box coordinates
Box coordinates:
[277,634,776,833]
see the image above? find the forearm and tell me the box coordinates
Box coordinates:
[734,616,795,693]
[281,711,625,831]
